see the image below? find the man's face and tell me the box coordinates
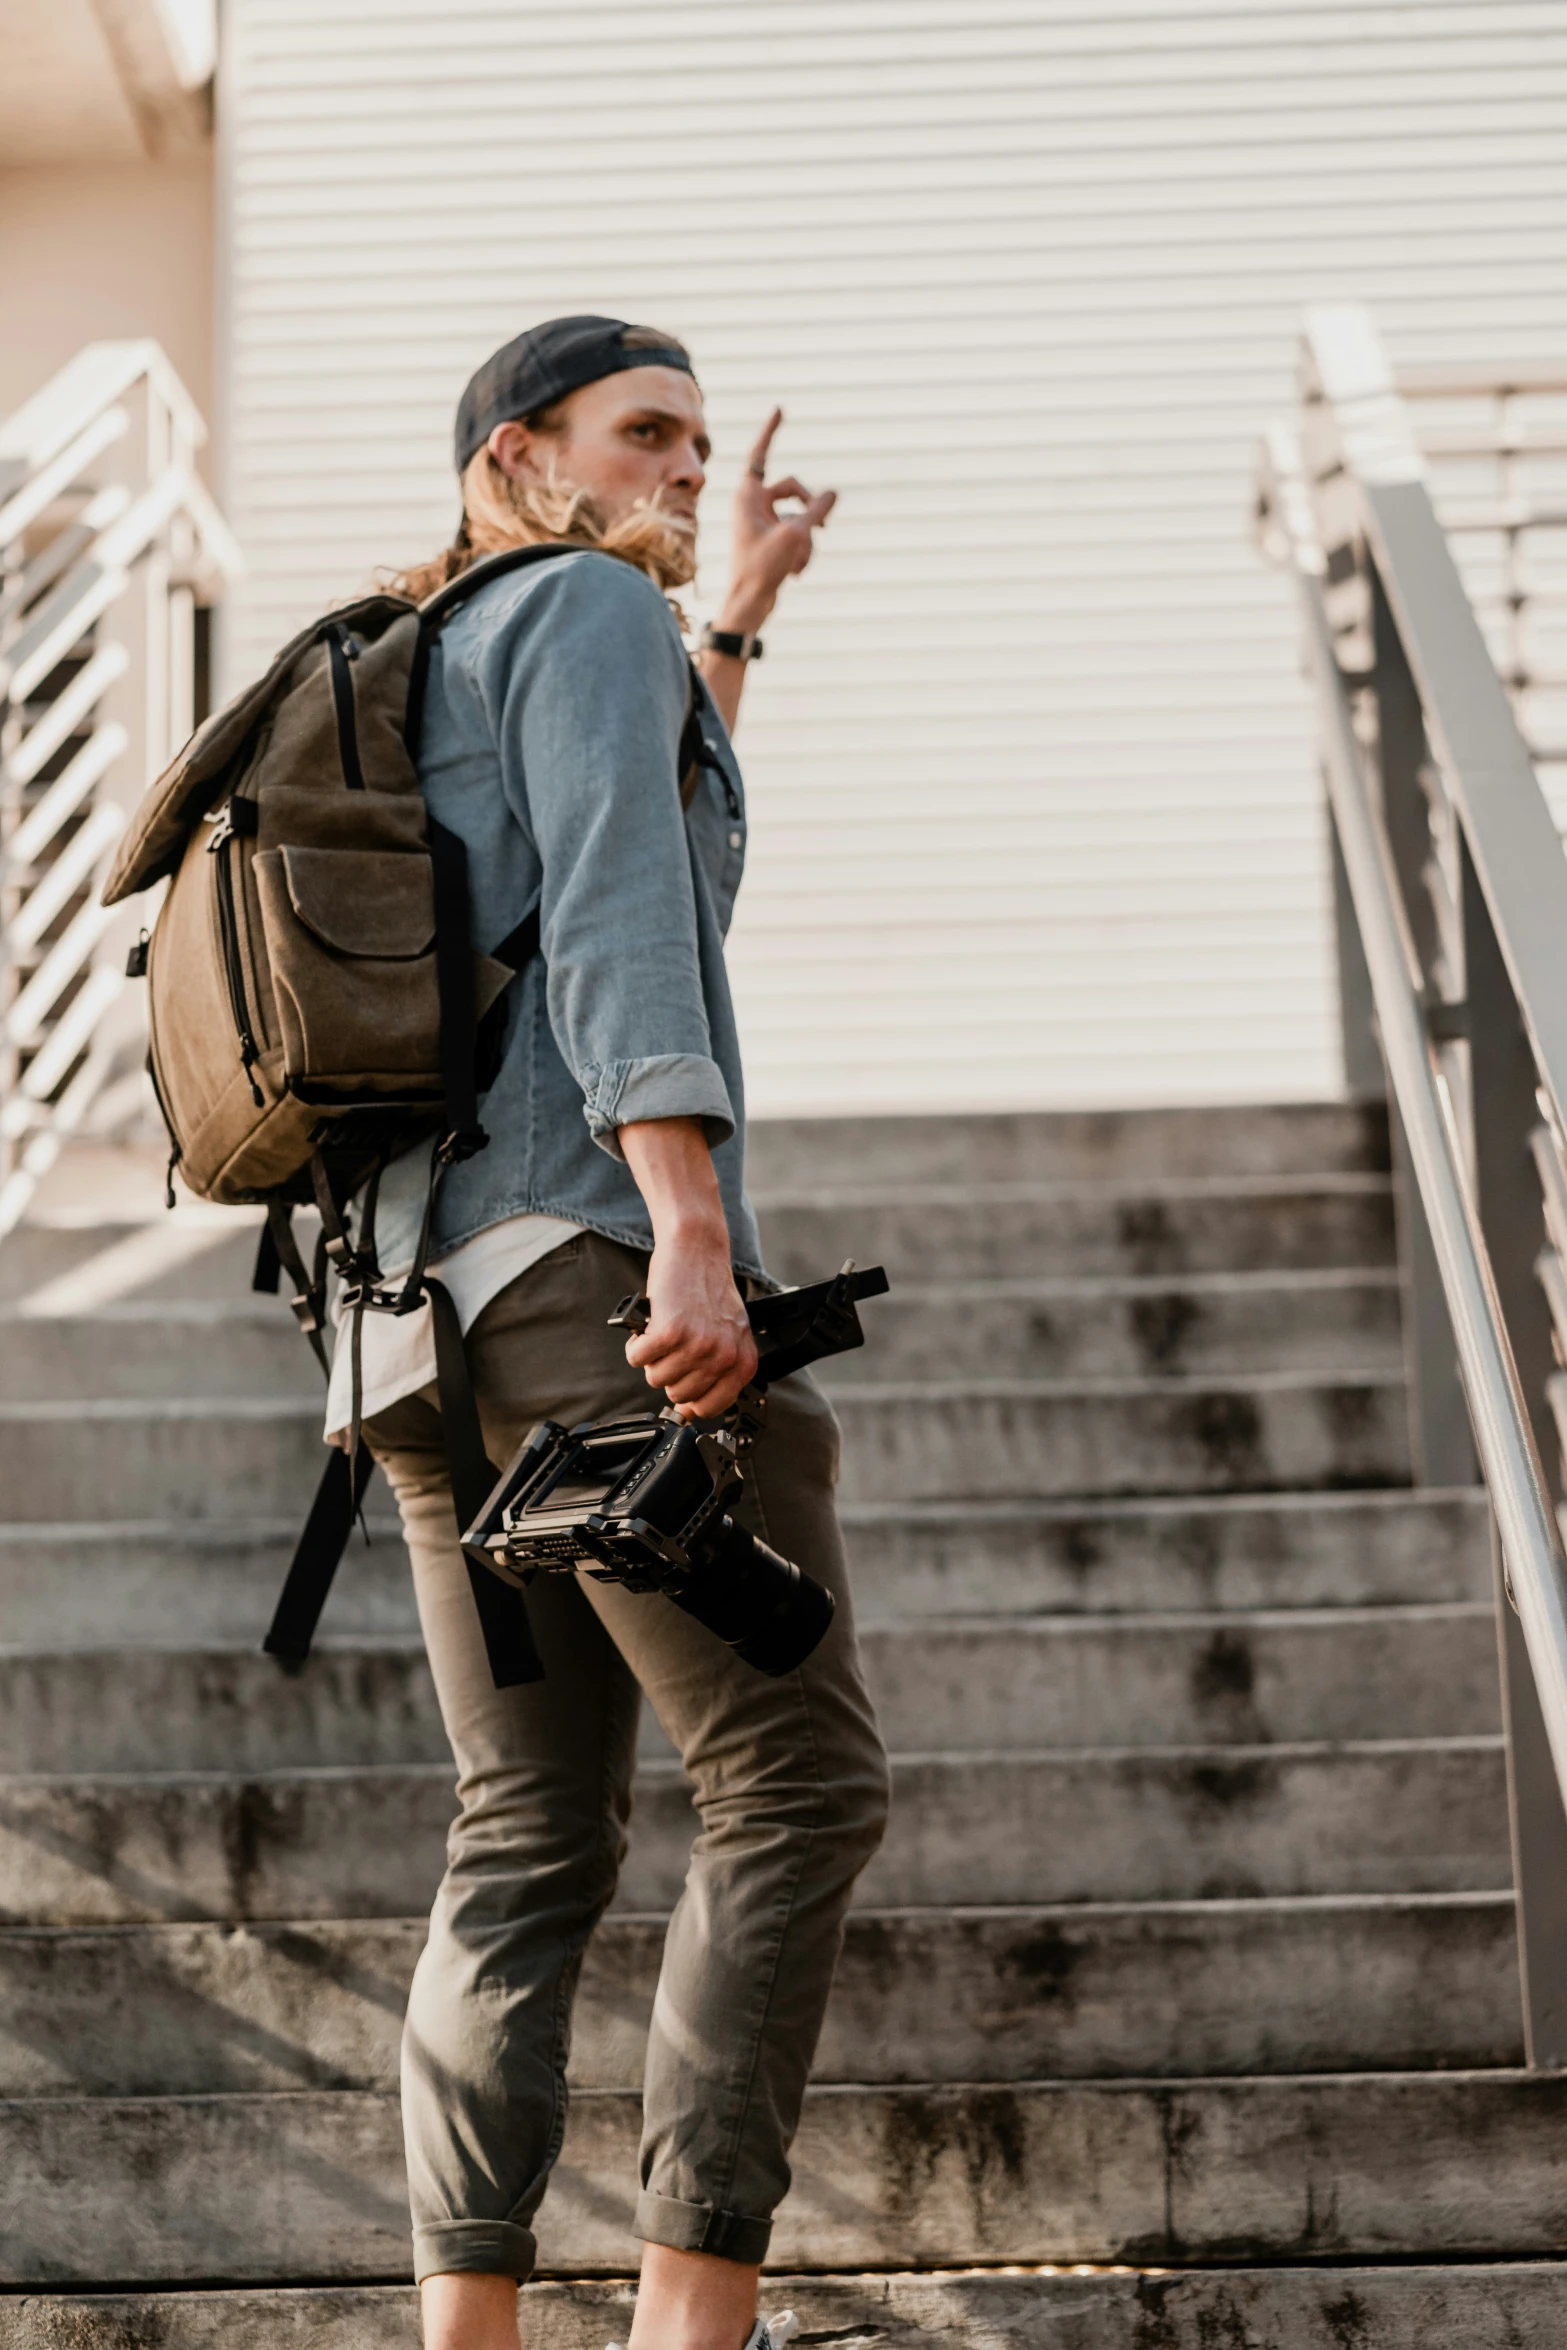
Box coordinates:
[545,366,710,544]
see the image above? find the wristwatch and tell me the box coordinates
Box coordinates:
[699,625,764,661]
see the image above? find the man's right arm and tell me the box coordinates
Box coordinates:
[476,558,753,1414]
[619,1116,757,1419]
[481,553,736,1159]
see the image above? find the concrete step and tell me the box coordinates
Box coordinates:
[0,1215,260,1309]
[3,2071,1566,2282]
[0,1374,1413,1522]
[0,1741,1509,1925]
[757,1174,1394,1286]
[0,1301,322,1401]
[0,1606,1500,1775]
[0,1168,1395,1320]
[0,1895,1522,2098]
[6,2267,1563,2350]
[0,1490,1492,1647]
[827,1268,1406,1383]
[842,1486,1491,1614]
[0,1224,146,1305]
[11,1106,1390,1237]
[0,1266,1408,1402]
[744,1100,1392,1187]
[834,1374,1411,1500]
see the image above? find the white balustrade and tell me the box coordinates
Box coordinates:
[0,341,239,1236]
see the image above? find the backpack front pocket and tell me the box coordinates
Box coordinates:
[255,845,442,1091]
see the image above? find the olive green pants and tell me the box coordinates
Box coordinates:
[364,1232,890,2284]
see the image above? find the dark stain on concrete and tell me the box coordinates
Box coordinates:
[1001,1921,1083,2006]
[1186,1391,1265,1488]
[1321,2286,1372,2349]
[1058,1516,1105,1581]
[1185,1754,1274,1813]
[1117,1199,1183,1278]
[1130,1291,1203,1373]
[876,2086,1028,2226]
[1191,1630,1258,1732]
[220,1780,287,1921]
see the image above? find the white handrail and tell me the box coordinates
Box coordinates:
[1260,306,1567,2063]
[0,342,240,1234]
[1263,428,1567,1816]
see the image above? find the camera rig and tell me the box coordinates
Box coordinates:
[461,1261,889,1675]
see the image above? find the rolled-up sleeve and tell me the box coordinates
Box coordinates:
[473,554,735,1161]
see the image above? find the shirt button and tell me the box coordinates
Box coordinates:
[729,829,743,849]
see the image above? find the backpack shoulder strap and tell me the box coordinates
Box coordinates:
[680,659,729,811]
[404,542,583,751]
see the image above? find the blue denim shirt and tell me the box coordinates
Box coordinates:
[367,548,766,1282]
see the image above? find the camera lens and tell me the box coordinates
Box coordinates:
[666,1515,835,1676]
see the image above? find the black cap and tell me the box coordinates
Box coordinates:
[454,315,695,474]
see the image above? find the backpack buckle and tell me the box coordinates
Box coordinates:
[288,1287,326,1339]
[437,1124,489,1167]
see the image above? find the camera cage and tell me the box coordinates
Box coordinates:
[461,1261,889,1591]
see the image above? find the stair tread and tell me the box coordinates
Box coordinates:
[0,1599,1497,1653]
[5,2072,1567,2281]
[0,1365,1410,1413]
[6,1733,1509,1777]
[0,1892,1524,2094]
[6,2268,1563,2350]
[751,1172,1394,1202]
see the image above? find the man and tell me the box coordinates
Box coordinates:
[353,317,890,2350]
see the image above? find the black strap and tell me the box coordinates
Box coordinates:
[258,1200,331,1378]
[252,1217,281,1295]
[428,817,487,1161]
[427,1275,498,1534]
[405,542,583,752]
[490,906,540,974]
[678,663,740,816]
[326,624,366,791]
[310,1149,355,1271]
[428,1275,544,1686]
[263,1442,376,1669]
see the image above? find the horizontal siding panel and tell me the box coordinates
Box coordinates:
[221,0,1567,1114]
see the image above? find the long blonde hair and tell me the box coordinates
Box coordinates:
[391,352,698,607]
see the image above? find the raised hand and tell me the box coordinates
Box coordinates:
[723,408,837,632]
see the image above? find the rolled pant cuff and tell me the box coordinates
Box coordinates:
[413,2218,538,2283]
[634,2188,773,2265]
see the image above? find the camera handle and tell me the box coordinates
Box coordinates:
[609,1259,889,1390]
[609,1260,889,1461]
[606,1288,766,1454]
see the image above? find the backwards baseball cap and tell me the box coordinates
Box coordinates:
[454,315,695,475]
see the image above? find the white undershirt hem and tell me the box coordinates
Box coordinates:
[323,1210,584,1440]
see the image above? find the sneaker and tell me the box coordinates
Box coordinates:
[747,2319,799,2350]
[606,2311,799,2350]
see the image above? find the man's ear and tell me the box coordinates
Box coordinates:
[488,420,540,482]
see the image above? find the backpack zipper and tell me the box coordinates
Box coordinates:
[327,623,366,790]
[207,805,265,1107]
[142,1033,183,1209]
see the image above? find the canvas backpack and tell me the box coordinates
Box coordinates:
[101,541,722,1684]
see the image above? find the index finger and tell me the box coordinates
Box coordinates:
[746,406,784,476]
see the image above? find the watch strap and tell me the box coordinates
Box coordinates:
[700,625,764,661]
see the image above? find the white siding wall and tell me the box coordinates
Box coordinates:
[218,0,1567,1116]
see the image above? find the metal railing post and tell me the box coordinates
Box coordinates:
[1461,836,1567,2061]
[1369,566,1476,1488]
[1327,799,1383,1100]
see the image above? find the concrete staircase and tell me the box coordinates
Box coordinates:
[1,1105,1562,2347]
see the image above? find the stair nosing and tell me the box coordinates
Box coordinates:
[0,1888,1520,1942]
[0,1733,1508,1789]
